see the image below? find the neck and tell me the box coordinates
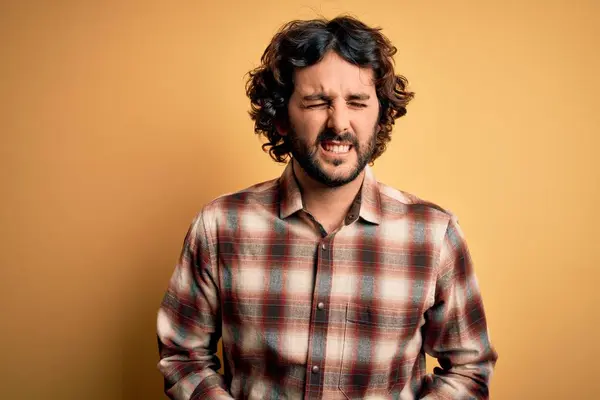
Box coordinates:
[292,159,365,228]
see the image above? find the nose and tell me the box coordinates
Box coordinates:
[326,104,350,134]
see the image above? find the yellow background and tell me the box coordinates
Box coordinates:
[1,1,598,399]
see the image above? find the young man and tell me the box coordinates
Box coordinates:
[157,16,497,400]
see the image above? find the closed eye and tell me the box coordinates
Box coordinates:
[305,103,329,109]
[303,102,368,109]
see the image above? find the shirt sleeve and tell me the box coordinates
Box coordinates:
[156,211,233,400]
[419,214,498,399]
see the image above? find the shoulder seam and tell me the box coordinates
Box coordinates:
[378,186,454,218]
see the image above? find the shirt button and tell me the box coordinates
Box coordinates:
[321,243,326,250]
[312,365,320,373]
[317,302,325,310]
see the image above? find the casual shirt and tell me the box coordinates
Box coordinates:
[157,162,497,399]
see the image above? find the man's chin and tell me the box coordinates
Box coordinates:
[315,167,362,187]
[293,153,364,187]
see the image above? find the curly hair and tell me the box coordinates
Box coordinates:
[245,15,415,164]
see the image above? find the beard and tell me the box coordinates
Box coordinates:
[287,126,377,188]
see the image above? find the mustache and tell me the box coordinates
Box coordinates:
[316,130,358,147]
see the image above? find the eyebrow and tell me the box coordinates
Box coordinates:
[302,93,371,101]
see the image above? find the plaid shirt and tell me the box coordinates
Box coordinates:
[157,162,497,399]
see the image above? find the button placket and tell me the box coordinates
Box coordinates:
[304,238,331,397]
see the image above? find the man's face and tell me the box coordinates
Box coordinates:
[284,51,381,187]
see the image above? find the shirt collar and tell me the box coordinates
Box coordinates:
[279,161,304,219]
[358,165,382,224]
[278,161,382,225]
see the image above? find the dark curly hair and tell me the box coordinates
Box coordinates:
[245,15,415,164]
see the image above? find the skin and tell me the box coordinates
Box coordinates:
[277,50,382,232]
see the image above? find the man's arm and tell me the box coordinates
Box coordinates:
[419,215,498,399]
[157,211,233,400]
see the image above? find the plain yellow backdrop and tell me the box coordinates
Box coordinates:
[1,1,598,399]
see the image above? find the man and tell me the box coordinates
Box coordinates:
[157,15,497,400]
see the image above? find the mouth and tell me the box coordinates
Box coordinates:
[320,140,353,155]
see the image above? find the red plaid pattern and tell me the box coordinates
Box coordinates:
[157,162,497,399]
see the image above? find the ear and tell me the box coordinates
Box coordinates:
[275,120,289,136]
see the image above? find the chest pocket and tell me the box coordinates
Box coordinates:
[339,303,420,400]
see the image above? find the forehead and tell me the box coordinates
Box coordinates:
[292,51,376,96]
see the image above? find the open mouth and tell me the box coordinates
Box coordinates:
[320,141,353,154]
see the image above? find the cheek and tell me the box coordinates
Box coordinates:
[291,112,327,138]
[353,112,380,139]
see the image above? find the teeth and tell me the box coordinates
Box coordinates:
[324,144,350,153]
